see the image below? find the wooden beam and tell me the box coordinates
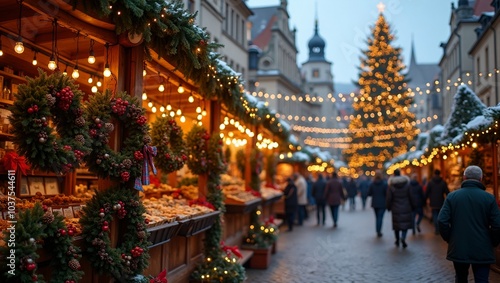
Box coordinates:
[23,0,118,45]
[34,29,75,44]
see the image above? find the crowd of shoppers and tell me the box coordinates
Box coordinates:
[278,165,500,281]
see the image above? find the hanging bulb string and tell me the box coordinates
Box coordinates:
[17,0,23,38]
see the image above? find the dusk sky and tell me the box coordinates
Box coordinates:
[246,0,452,85]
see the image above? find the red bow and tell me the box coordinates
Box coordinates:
[2,151,30,175]
[149,269,167,283]
[221,241,242,258]
[265,216,275,226]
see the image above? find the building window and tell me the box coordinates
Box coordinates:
[225,3,229,32]
[477,57,481,85]
[188,0,195,14]
[312,69,319,78]
[236,14,239,42]
[485,47,489,76]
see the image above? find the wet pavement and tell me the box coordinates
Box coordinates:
[245,199,500,283]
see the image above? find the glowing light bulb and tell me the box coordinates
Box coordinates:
[143,69,147,76]
[176,109,182,115]
[180,115,186,123]
[91,85,98,93]
[88,76,93,84]
[202,109,207,116]
[0,50,3,56]
[196,106,202,113]
[177,84,184,93]
[158,84,165,92]
[169,111,175,117]
[166,104,172,111]
[103,64,111,77]
[152,106,157,113]
[88,52,95,64]
[72,67,80,79]
[32,57,37,66]
[97,80,102,87]
[14,38,24,54]
[197,114,202,120]
[160,106,165,112]
[142,92,147,100]
[188,95,194,103]
[48,57,57,70]
[147,101,153,108]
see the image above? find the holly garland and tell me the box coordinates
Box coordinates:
[150,117,187,174]
[85,90,151,187]
[79,186,150,282]
[191,130,245,283]
[8,69,91,174]
[0,203,83,283]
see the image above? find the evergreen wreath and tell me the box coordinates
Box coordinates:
[8,69,91,174]
[185,125,210,175]
[79,186,150,282]
[0,202,83,283]
[85,90,150,186]
[150,117,187,174]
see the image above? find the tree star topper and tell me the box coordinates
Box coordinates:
[377,2,385,13]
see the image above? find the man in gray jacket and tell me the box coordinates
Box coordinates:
[438,165,500,283]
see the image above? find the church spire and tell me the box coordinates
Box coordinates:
[410,34,417,67]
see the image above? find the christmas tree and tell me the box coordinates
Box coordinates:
[343,12,418,174]
[441,85,486,144]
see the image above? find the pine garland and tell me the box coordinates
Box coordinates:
[84,90,150,185]
[191,130,245,283]
[8,69,91,174]
[150,117,187,174]
[79,186,150,282]
[0,203,83,283]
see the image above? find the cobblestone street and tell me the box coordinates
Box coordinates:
[245,199,500,283]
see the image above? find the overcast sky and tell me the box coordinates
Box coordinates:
[246,0,452,85]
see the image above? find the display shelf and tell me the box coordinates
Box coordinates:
[147,221,180,248]
[261,193,283,206]
[0,70,27,83]
[225,198,261,214]
[177,210,220,237]
[0,132,13,141]
[0,98,13,106]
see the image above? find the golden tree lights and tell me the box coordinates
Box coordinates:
[344,13,417,174]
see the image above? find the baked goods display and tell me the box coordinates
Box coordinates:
[142,195,215,227]
[222,185,261,203]
[260,186,283,200]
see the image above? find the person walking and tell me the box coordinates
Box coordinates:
[294,172,308,226]
[438,165,500,283]
[357,174,370,210]
[312,173,327,226]
[345,177,358,211]
[409,173,425,235]
[283,177,298,232]
[426,169,450,235]
[386,169,414,248]
[324,172,346,228]
[368,170,388,237]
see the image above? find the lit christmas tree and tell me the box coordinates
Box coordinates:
[343,11,418,174]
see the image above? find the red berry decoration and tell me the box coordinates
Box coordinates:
[27,107,34,114]
[26,263,36,271]
[120,171,130,182]
[102,225,109,232]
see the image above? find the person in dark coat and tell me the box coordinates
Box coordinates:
[409,173,425,235]
[312,173,327,226]
[438,165,500,283]
[368,170,388,237]
[345,177,358,211]
[386,169,414,248]
[357,175,370,210]
[283,177,298,232]
[324,172,345,228]
[425,169,449,235]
